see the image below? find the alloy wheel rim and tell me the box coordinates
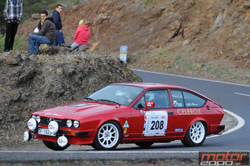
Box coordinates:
[189,121,205,144]
[98,123,119,148]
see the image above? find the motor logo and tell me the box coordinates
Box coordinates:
[199,151,249,165]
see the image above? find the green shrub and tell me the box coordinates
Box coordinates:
[13,34,26,51]
[142,0,154,3]
[0,34,26,52]
[48,3,58,10]
[0,34,5,52]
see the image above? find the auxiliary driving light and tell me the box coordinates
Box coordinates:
[23,131,32,141]
[57,135,68,147]
[27,118,37,131]
[48,121,59,134]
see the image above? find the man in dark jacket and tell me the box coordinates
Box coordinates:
[52,4,65,46]
[28,13,55,54]
[3,0,23,52]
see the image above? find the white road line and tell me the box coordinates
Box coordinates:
[208,109,245,138]
[234,92,250,97]
[0,151,199,154]
[132,69,250,87]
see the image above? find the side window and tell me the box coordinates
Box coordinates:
[134,90,170,109]
[171,90,184,107]
[183,91,206,107]
[134,96,145,109]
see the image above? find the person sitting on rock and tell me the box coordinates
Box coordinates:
[28,12,56,54]
[34,10,48,33]
[70,19,90,51]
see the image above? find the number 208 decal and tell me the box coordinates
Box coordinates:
[143,111,168,137]
[151,120,164,130]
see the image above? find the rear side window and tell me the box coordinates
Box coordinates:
[183,91,205,107]
[171,90,184,107]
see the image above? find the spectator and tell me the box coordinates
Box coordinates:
[52,4,65,46]
[3,0,23,52]
[70,19,90,51]
[28,14,55,54]
[34,10,48,33]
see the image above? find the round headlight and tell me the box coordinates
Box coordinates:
[66,120,72,127]
[36,116,41,123]
[73,120,80,128]
[32,115,36,119]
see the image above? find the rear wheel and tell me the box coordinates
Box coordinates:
[92,121,122,150]
[182,121,206,147]
[43,140,70,151]
[135,142,154,148]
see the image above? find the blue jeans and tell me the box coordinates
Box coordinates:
[53,30,65,46]
[70,42,80,50]
[29,35,52,53]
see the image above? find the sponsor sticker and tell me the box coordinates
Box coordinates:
[177,108,202,115]
[175,128,183,132]
[124,128,127,133]
[199,151,249,165]
[123,120,129,128]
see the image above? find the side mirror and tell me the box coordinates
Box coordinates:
[143,101,155,111]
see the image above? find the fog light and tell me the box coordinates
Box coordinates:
[23,131,32,141]
[27,118,37,131]
[48,121,59,134]
[57,135,68,147]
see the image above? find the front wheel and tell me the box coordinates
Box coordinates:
[181,121,206,147]
[92,121,122,150]
[43,140,70,151]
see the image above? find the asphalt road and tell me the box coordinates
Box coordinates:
[0,69,249,162]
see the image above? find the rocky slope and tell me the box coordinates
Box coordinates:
[0,50,142,145]
[17,0,250,70]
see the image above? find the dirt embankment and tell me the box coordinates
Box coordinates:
[0,51,142,145]
[18,0,250,70]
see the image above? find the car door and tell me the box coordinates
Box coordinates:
[130,89,175,139]
[169,89,206,137]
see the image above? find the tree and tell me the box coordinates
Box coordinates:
[0,0,6,35]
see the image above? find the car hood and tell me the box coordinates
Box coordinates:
[34,101,120,119]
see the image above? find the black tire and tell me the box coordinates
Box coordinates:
[92,121,122,150]
[135,142,154,148]
[181,121,206,147]
[43,140,70,151]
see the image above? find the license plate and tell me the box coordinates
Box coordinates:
[38,128,56,136]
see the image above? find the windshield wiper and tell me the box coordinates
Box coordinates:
[97,99,120,105]
[83,97,97,102]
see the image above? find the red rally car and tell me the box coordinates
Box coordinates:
[24,83,225,150]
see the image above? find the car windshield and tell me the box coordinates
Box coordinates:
[86,85,144,106]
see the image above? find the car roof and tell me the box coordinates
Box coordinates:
[113,82,214,102]
[113,82,188,90]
